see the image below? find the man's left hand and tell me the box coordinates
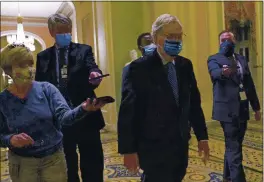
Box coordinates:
[255,110,261,121]
[89,72,102,85]
[198,140,210,165]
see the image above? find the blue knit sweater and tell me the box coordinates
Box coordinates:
[0,81,87,157]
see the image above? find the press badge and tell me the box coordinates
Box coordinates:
[61,65,68,79]
[239,84,247,101]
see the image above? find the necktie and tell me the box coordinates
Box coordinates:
[57,48,71,106]
[166,62,179,105]
[58,48,66,68]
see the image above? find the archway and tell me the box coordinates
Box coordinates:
[68,1,78,43]
[0,30,46,50]
[56,1,78,43]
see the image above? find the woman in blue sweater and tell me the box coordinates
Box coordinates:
[0,43,105,182]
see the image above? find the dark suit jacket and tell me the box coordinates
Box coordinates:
[35,42,105,134]
[118,50,208,170]
[121,64,130,94]
[207,53,260,122]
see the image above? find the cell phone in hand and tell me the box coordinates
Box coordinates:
[95,96,115,104]
[89,74,110,81]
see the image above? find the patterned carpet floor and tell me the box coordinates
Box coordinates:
[1,118,263,182]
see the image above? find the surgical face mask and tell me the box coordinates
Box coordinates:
[219,40,235,57]
[55,33,72,47]
[163,39,182,57]
[12,67,34,85]
[143,43,156,56]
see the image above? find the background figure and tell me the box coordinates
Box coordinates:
[129,49,138,62]
[0,43,104,182]
[118,14,209,182]
[35,14,105,182]
[207,30,261,182]
[121,32,153,93]
[121,32,153,181]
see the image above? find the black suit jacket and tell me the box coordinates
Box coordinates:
[118,50,208,170]
[35,42,105,133]
[121,64,130,93]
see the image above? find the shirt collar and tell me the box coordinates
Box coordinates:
[157,50,175,65]
[55,44,69,50]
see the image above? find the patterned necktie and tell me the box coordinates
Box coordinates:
[166,62,179,105]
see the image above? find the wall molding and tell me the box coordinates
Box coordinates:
[56,2,74,17]
[56,2,78,43]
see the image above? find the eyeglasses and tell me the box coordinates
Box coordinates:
[162,33,187,41]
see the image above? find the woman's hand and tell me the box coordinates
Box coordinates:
[82,98,105,112]
[10,133,34,148]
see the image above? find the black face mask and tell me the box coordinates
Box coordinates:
[219,40,235,57]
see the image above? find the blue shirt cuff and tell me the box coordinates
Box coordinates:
[2,134,15,148]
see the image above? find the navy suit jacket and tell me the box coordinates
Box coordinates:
[118,50,208,170]
[207,53,260,122]
[35,42,105,133]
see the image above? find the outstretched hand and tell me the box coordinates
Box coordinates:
[82,98,105,112]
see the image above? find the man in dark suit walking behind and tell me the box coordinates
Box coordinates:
[207,30,261,182]
[35,13,105,182]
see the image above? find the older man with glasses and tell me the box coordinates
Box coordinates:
[117,14,210,182]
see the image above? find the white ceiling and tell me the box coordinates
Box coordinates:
[1,2,63,18]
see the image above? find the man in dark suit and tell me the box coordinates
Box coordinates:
[207,30,261,182]
[118,14,210,182]
[35,14,105,182]
[121,32,153,93]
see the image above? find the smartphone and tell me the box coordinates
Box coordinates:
[95,96,115,104]
[222,65,240,69]
[89,74,110,81]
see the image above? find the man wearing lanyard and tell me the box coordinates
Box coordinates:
[35,14,105,182]
[207,30,261,182]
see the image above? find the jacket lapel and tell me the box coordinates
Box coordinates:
[234,53,246,75]
[47,46,57,84]
[68,42,77,67]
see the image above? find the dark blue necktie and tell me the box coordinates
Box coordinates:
[166,62,179,105]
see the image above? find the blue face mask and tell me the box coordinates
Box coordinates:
[143,43,156,56]
[55,33,72,47]
[164,40,182,57]
[219,40,235,57]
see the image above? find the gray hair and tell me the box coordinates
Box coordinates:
[48,13,72,32]
[151,14,182,42]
